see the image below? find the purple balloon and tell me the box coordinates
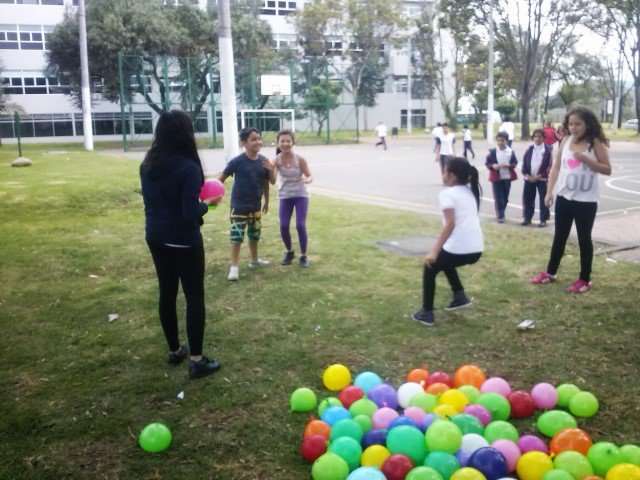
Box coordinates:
[367,383,398,410]
[518,435,549,454]
[455,448,472,467]
[388,416,418,431]
[419,413,442,433]
[361,429,387,449]
[463,404,492,427]
[468,447,508,480]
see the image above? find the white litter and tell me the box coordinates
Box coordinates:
[606,258,618,264]
[89,274,98,278]
[177,391,184,400]
[517,319,536,330]
[390,241,399,246]
[315,324,322,331]
[108,314,119,322]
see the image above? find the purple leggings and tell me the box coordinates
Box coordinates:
[279,197,309,254]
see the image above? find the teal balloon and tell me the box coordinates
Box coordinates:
[291,387,318,412]
[387,425,428,465]
[541,470,574,480]
[556,384,581,408]
[568,391,599,417]
[347,467,386,480]
[406,466,445,480]
[587,441,623,477]
[319,397,343,416]
[477,392,511,421]
[349,398,378,418]
[450,414,484,436]
[425,420,463,454]
[139,423,172,453]
[553,450,593,478]
[621,444,640,466]
[330,419,364,443]
[458,385,481,404]
[483,420,519,443]
[312,452,350,480]
[537,410,577,437]
[423,451,460,480]
[330,436,362,472]
[353,415,373,434]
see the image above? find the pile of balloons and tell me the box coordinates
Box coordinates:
[290,363,640,480]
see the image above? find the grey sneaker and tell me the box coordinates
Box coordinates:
[188,356,221,379]
[299,255,310,268]
[168,345,188,365]
[445,294,472,311]
[281,250,295,265]
[248,258,270,270]
[411,310,435,326]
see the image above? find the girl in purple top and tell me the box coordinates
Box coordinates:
[273,130,313,267]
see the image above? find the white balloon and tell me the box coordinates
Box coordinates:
[460,433,490,454]
[397,382,424,408]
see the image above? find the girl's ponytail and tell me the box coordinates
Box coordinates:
[445,157,482,210]
[275,146,282,156]
[468,165,481,210]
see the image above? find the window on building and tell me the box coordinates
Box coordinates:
[324,37,342,55]
[273,33,297,50]
[0,25,52,50]
[393,76,408,93]
[1,0,64,4]
[402,4,423,18]
[0,26,19,49]
[260,0,295,15]
[400,109,427,129]
[1,71,72,94]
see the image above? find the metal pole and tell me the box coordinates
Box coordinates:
[249,58,257,109]
[78,0,93,151]
[187,57,194,114]
[217,0,240,160]
[325,63,330,145]
[163,55,170,112]
[612,50,623,135]
[289,59,295,109]
[486,0,495,141]
[117,52,128,152]
[407,38,412,134]
[15,112,22,157]
[208,56,218,148]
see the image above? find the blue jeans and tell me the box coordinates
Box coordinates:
[491,180,512,219]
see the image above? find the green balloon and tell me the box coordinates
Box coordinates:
[477,392,511,421]
[353,414,373,434]
[139,423,172,453]
[425,420,462,454]
[450,414,484,436]
[587,441,623,477]
[349,398,378,418]
[483,420,519,443]
[312,452,350,480]
[330,419,364,443]
[291,387,318,412]
[388,425,428,465]
[319,397,343,416]
[457,385,481,404]
[423,451,460,480]
[553,450,593,478]
[329,436,362,472]
[537,410,577,437]
[569,391,599,417]
[406,466,445,480]
[556,384,581,408]
[621,444,640,466]
[410,392,438,412]
[541,470,574,480]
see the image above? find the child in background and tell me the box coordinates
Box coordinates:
[530,106,612,293]
[543,121,557,148]
[411,157,484,327]
[218,127,276,281]
[273,130,313,268]
[499,117,516,147]
[486,132,518,223]
[521,128,553,227]
[374,121,388,150]
[432,122,443,153]
[462,124,475,160]
[435,122,456,176]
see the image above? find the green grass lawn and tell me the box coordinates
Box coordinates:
[1,144,638,479]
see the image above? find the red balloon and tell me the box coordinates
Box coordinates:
[304,419,331,440]
[338,385,365,409]
[301,435,328,463]
[381,454,414,480]
[428,370,454,387]
[509,390,536,418]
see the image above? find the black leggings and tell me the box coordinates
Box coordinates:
[547,196,598,282]
[423,250,482,311]
[147,240,206,356]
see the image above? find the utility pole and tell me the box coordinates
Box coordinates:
[407,38,412,134]
[78,0,93,151]
[487,0,495,141]
[612,49,623,135]
[217,0,240,161]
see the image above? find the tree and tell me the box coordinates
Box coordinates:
[300,78,342,135]
[352,57,386,130]
[411,12,440,107]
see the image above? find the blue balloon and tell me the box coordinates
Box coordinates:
[388,416,419,431]
[419,413,442,433]
[467,447,508,480]
[361,429,387,449]
[347,466,386,480]
[367,383,398,409]
[321,406,351,426]
[354,372,383,393]
[455,448,472,467]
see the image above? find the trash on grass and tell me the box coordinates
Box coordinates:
[517,319,536,330]
[108,314,119,322]
[606,258,618,264]
[177,391,184,400]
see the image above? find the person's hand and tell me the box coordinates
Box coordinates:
[203,196,222,206]
[524,174,531,181]
[302,176,312,184]
[424,251,437,267]
[262,202,269,214]
[262,158,274,171]
[575,152,592,167]
[492,164,500,170]
[435,156,439,163]
[544,192,554,208]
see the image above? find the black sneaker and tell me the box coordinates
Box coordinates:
[300,255,310,268]
[188,356,221,379]
[168,345,188,365]
[445,295,472,311]
[521,219,531,226]
[538,221,547,228]
[281,250,295,265]
[498,217,506,224]
[411,310,435,326]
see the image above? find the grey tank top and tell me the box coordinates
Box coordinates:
[276,153,309,200]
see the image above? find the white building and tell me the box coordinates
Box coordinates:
[0,0,455,141]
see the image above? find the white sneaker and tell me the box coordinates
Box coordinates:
[248,258,270,270]
[227,267,239,281]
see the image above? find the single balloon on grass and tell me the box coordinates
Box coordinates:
[139,423,172,453]
[291,387,318,412]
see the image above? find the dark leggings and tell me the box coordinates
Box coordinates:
[547,195,597,282]
[279,197,309,254]
[147,240,206,356]
[463,141,475,159]
[423,250,482,311]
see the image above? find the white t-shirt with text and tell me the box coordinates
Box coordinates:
[439,185,484,254]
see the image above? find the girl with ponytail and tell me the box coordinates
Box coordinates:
[411,157,484,326]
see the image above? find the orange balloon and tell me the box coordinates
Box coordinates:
[549,428,593,456]
[454,364,487,389]
[407,364,429,387]
[303,419,331,440]
[426,382,450,395]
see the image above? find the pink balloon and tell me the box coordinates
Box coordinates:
[518,435,549,454]
[403,406,426,425]
[372,407,399,430]
[530,382,558,410]
[492,439,521,472]
[200,179,225,201]
[480,377,512,397]
[462,404,492,427]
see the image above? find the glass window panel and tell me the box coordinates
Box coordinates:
[32,32,42,41]
[48,86,70,94]
[19,32,30,41]
[34,121,54,137]
[11,77,22,85]
[0,122,15,139]
[288,1,296,7]
[19,121,35,137]
[75,121,83,135]
[95,120,115,135]
[21,43,44,50]
[0,33,5,41]
[24,78,34,86]
[25,87,47,94]
[7,32,18,40]
[0,42,19,49]
[5,86,23,94]
[0,0,16,4]
[20,25,42,31]
[278,1,285,6]
[42,0,65,4]
[35,77,46,85]
[0,25,18,31]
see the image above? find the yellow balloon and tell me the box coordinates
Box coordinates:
[433,403,458,419]
[517,451,554,480]
[322,364,351,391]
[606,463,640,480]
[450,467,487,480]
[438,389,470,412]
[361,444,390,469]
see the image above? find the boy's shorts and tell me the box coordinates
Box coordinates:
[230,209,262,244]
